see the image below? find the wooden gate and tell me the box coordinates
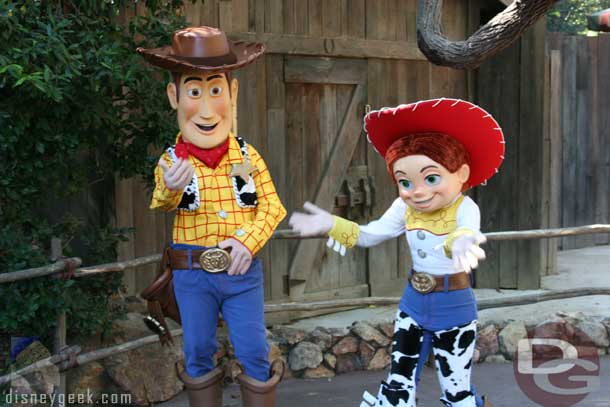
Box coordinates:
[277,56,369,300]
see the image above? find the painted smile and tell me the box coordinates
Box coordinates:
[195,122,219,133]
[413,196,434,206]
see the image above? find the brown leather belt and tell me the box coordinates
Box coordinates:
[168,247,232,273]
[409,271,471,294]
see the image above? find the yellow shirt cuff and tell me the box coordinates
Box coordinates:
[443,228,477,258]
[328,216,360,249]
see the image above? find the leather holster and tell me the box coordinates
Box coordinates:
[140,245,181,345]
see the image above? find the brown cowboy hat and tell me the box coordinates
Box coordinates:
[137,26,265,73]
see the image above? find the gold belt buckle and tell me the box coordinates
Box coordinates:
[199,248,232,273]
[411,272,437,294]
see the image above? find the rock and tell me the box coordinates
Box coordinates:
[556,311,586,326]
[367,349,391,370]
[326,327,350,344]
[498,320,527,360]
[219,335,235,358]
[323,353,337,369]
[268,341,283,362]
[102,312,183,406]
[574,318,610,348]
[332,336,359,355]
[303,365,335,379]
[484,354,508,363]
[307,328,333,351]
[335,353,362,374]
[288,342,323,371]
[359,341,376,367]
[601,317,610,336]
[351,322,390,347]
[529,320,582,360]
[214,341,226,363]
[271,326,306,346]
[11,341,59,403]
[473,348,481,364]
[476,324,499,360]
[67,361,120,402]
[378,322,395,339]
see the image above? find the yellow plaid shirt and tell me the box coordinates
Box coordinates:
[150,134,286,255]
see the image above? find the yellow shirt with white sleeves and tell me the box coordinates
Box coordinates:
[328,194,480,275]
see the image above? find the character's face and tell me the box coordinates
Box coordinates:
[393,155,469,213]
[167,71,238,149]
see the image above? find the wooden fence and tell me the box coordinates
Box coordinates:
[546,33,610,250]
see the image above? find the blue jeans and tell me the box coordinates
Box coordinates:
[171,243,269,381]
[399,271,477,332]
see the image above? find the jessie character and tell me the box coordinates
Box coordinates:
[289,98,504,407]
[137,27,286,407]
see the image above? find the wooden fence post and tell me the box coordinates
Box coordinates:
[50,238,66,407]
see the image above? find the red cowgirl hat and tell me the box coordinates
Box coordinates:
[364,98,505,188]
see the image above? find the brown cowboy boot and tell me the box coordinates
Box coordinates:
[236,359,285,407]
[176,363,224,407]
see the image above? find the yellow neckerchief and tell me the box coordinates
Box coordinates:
[405,194,465,235]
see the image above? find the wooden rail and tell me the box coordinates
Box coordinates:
[4,224,610,283]
[2,223,610,388]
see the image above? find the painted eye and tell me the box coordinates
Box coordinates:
[398,179,413,190]
[425,174,441,186]
[187,88,202,98]
[210,86,223,96]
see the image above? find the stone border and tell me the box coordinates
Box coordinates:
[214,311,610,379]
[8,309,609,406]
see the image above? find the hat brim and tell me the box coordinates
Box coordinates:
[364,98,505,188]
[137,41,265,73]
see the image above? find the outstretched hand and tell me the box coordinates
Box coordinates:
[452,232,487,273]
[288,202,334,237]
[158,158,195,192]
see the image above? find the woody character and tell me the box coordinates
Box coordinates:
[289,99,504,407]
[137,27,286,407]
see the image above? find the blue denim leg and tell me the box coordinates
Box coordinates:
[173,266,221,378]
[220,258,269,381]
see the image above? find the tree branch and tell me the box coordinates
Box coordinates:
[417,0,560,69]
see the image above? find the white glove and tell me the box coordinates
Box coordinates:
[288,202,334,237]
[451,232,487,273]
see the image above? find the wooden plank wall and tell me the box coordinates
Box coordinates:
[115,0,551,298]
[547,33,610,250]
[473,6,549,288]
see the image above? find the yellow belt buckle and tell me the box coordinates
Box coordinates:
[199,248,232,273]
[411,272,437,294]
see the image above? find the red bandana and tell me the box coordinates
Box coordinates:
[175,137,230,169]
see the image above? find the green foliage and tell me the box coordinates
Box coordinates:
[547,0,610,34]
[0,0,187,354]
